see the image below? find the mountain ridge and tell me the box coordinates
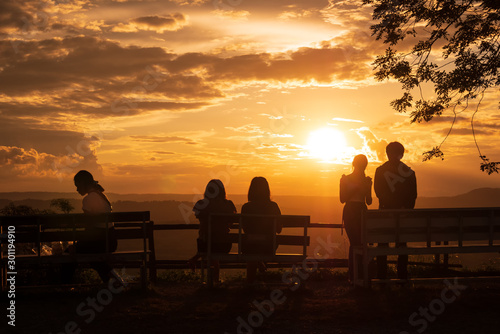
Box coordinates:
[1,188,498,225]
[1,187,499,202]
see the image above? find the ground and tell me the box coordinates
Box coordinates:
[2,270,500,334]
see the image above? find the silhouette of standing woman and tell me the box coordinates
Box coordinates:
[340,154,372,283]
[62,170,117,284]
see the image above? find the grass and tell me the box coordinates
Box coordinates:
[5,269,500,334]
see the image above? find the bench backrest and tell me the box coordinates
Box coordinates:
[208,213,310,254]
[362,208,500,246]
[0,211,153,253]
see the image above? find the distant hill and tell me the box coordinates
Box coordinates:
[416,187,500,208]
[0,192,195,202]
[1,189,498,268]
[0,188,498,225]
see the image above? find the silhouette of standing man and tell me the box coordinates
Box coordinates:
[374,142,417,280]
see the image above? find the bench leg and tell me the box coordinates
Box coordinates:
[149,259,157,284]
[362,254,371,289]
[140,263,147,291]
[352,250,358,286]
[207,261,213,288]
[200,259,205,283]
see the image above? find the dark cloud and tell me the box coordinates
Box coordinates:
[130,135,198,145]
[0,37,173,95]
[446,127,494,136]
[0,34,375,121]
[153,151,176,155]
[131,14,187,31]
[0,36,222,118]
[0,116,102,154]
[167,44,373,83]
[210,0,330,18]
[0,0,34,33]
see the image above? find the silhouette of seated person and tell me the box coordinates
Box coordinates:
[241,177,282,284]
[374,142,417,280]
[188,179,236,283]
[62,170,118,284]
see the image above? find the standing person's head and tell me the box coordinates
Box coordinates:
[74,170,104,196]
[248,176,271,202]
[352,154,368,172]
[386,141,405,162]
[204,179,226,200]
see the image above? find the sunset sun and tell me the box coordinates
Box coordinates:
[307,128,347,161]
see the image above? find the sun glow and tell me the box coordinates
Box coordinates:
[307,128,347,161]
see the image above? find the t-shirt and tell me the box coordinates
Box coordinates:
[193,198,236,241]
[340,173,372,204]
[82,192,112,214]
[374,161,417,209]
[241,200,282,234]
[82,191,113,228]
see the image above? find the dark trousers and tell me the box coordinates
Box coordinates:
[376,242,408,279]
[343,202,366,281]
[62,227,117,284]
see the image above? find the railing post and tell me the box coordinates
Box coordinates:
[238,215,242,260]
[148,219,157,284]
[272,216,277,260]
[489,209,494,246]
[37,217,41,257]
[105,214,109,255]
[361,211,370,288]
[207,214,212,288]
[303,216,308,259]
[72,215,77,249]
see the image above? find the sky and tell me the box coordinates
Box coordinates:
[1,0,499,197]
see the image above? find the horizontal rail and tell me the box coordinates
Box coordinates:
[0,211,151,227]
[151,222,341,230]
[154,258,349,269]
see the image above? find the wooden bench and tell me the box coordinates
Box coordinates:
[0,211,155,290]
[353,207,500,287]
[205,213,310,286]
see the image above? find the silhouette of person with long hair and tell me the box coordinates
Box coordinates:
[374,142,417,280]
[340,154,372,283]
[241,177,282,284]
[189,179,236,283]
[62,170,118,284]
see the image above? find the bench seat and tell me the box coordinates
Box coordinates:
[204,213,310,287]
[10,251,149,265]
[1,211,155,291]
[353,207,500,287]
[205,253,307,263]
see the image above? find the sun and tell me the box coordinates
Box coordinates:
[307,128,347,161]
